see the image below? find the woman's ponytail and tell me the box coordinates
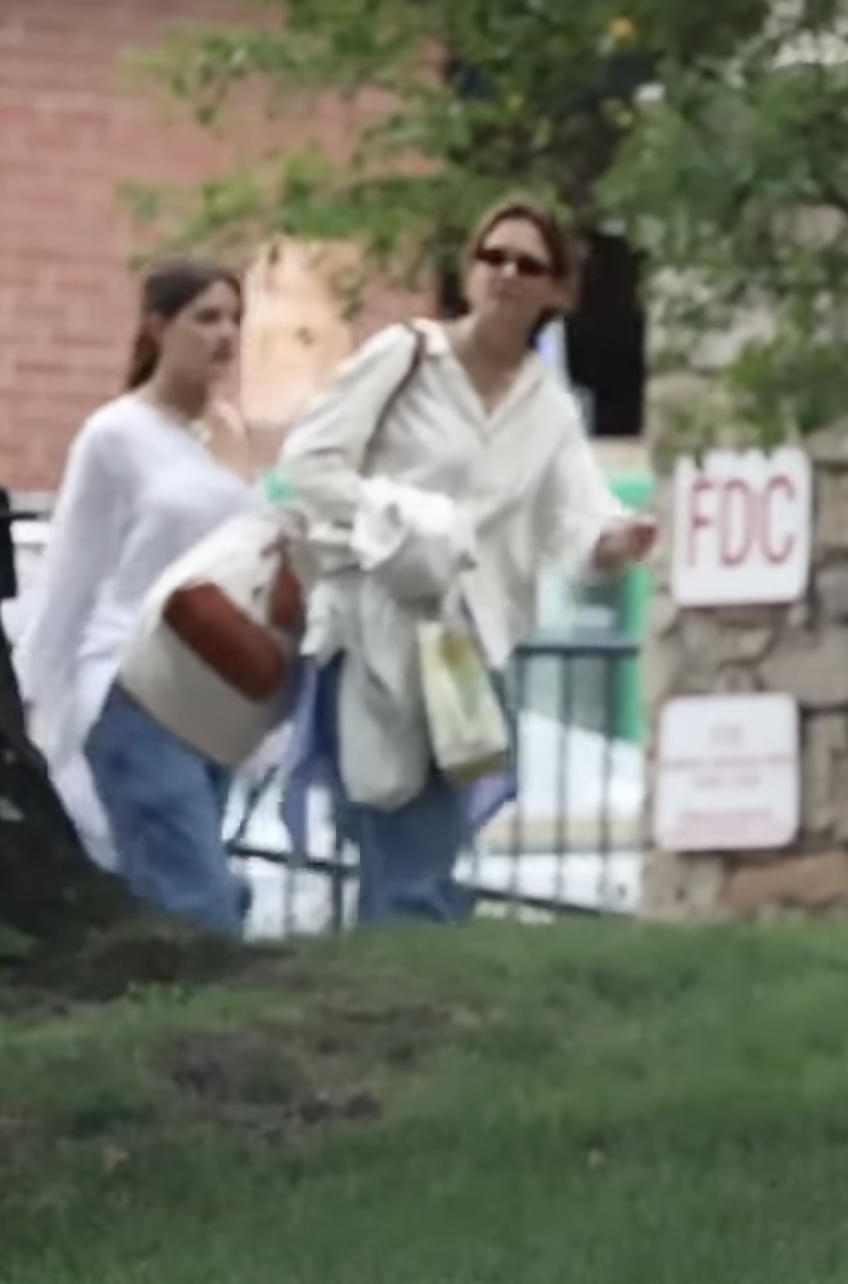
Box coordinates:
[124,327,159,391]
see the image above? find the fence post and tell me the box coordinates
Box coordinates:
[642,424,848,922]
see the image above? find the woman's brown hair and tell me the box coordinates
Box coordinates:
[125,257,242,391]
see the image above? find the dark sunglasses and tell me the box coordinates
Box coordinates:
[475,246,553,278]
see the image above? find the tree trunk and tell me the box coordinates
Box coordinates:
[0,617,135,950]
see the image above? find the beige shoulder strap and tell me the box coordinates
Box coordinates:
[360,323,427,473]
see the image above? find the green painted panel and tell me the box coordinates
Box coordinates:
[528,464,654,744]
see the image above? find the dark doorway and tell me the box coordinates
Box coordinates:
[566,230,646,438]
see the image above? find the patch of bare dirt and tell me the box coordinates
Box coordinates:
[302,999,447,1073]
[164,1031,382,1139]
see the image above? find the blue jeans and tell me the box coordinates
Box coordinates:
[314,658,476,926]
[84,683,246,936]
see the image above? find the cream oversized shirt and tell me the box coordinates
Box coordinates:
[280,319,624,668]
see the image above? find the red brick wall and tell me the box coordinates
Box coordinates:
[0,0,421,490]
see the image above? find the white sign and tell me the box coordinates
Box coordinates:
[672,448,812,606]
[653,693,800,852]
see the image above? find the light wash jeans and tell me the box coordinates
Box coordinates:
[281,655,517,928]
[314,657,477,925]
[85,683,248,936]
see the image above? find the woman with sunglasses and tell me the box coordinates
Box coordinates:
[278,193,656,928]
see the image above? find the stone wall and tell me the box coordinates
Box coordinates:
[642,423,848,921]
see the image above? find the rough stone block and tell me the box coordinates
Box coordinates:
[816,473,848,552]
[642,634,684,709]
[761,630,848,707]
[678,614,778,682]
[808,422,848,467]
[723,851,848,918]
[832,757,848,843]
[640,848,727,922]
[711,669,762,694]
[817,563,848,621]
[650,591,679,639]
[802,714,848,836]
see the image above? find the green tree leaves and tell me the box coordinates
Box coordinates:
[604,1,848,438]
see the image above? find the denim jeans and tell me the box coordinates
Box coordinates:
[314,658,476,926]
[85,683,246,936]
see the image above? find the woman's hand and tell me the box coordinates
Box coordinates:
[591,514,657,574]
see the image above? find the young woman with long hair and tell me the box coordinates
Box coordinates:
[17,258,258,934]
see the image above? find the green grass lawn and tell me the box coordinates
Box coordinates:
[3,919,848,1283]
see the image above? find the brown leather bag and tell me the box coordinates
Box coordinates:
[162,549,304,702]
[161,325,426,702]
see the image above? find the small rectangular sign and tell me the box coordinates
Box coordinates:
[653,693,800,852]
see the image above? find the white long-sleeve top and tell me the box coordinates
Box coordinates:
[15,393,253,765]
[281,318,624,669]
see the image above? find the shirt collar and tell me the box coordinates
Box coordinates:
[413,317,547,389]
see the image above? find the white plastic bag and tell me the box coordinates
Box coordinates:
[417,620,510,785]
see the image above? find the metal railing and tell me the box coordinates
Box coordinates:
[3,504,646,935]
[226,637,644,935]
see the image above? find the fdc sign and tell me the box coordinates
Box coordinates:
[672,448,812,607]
